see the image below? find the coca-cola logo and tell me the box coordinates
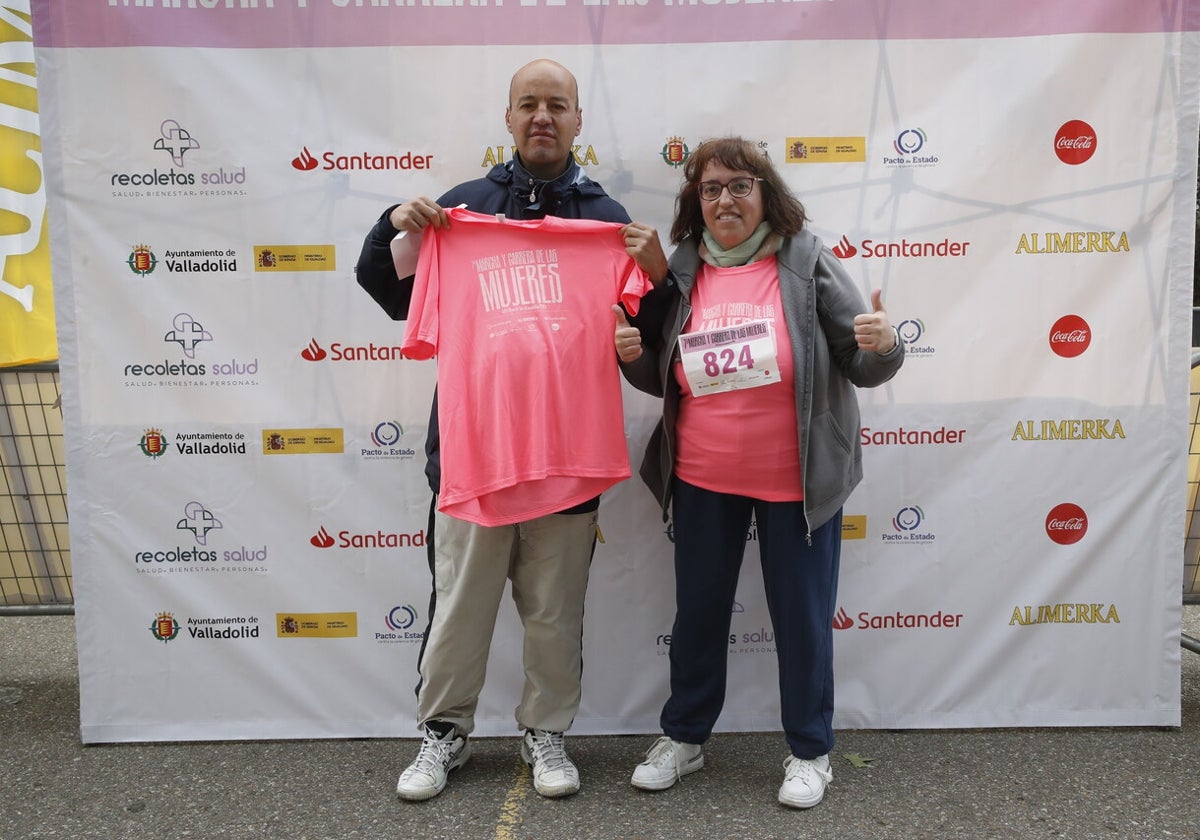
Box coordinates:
[1045,502,1088,545]
[1049,314,1091,358]
[1054,120,1097,165]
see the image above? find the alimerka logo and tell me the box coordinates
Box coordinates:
[1009,603,1118,625]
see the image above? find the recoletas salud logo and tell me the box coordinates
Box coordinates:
[133,501,268,574]
[122,313,260,388]
[111,119,247,199]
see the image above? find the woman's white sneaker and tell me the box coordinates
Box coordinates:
[778,754,833,809]
[630,735,704,791]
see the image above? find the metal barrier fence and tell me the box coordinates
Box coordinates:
[0,364,72,615]
[1185,352,1200,607]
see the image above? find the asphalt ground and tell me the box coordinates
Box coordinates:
[2,609,1198,840]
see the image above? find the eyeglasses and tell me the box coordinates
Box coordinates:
[697,177,763,201]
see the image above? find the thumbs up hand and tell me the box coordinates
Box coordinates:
[853,289,898,354]
[613,304,643,363]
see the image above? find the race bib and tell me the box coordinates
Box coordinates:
[678,318,780,396]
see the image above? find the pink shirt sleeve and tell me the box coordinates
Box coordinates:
[400,230,439,360]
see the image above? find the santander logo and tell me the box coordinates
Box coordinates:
[1049,314,1091,358]
[833,607,854,630]
[1054,120,1097,165]
[292,147,320,171]
[1045,503,1088,545]
[301,339,328,361]
[310,526,335,548]
[831,235,857,259]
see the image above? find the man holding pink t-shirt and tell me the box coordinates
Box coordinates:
[355,59,667,802]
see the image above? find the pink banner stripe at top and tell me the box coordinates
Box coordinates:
[31,0,1200,50]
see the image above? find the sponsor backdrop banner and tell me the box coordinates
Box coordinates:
[31,1,1196,742]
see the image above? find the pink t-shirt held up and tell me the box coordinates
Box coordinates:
[403,208,653,526]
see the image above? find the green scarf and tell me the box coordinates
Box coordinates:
[700,222,780,267]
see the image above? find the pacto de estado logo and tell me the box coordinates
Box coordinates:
[894,318,934,357]
[1045,502,1088,545]
[882,128,938,168]
[893,506,923,532]
[881,505,935,544]
[1054,119,1097,165]
[386,604,417,631]
[894,128,925,156]
[1048,314,1091,358]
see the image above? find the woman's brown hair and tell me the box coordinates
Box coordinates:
[669,136,808,246]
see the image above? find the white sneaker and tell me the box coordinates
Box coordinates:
[778,753,833,809]
[521,729,580,798]
[396,725,471,801]
[630,735,704,791]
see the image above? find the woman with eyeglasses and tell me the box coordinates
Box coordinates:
[613,136,904,809]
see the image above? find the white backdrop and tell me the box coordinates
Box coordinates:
[31,0,1195,742]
